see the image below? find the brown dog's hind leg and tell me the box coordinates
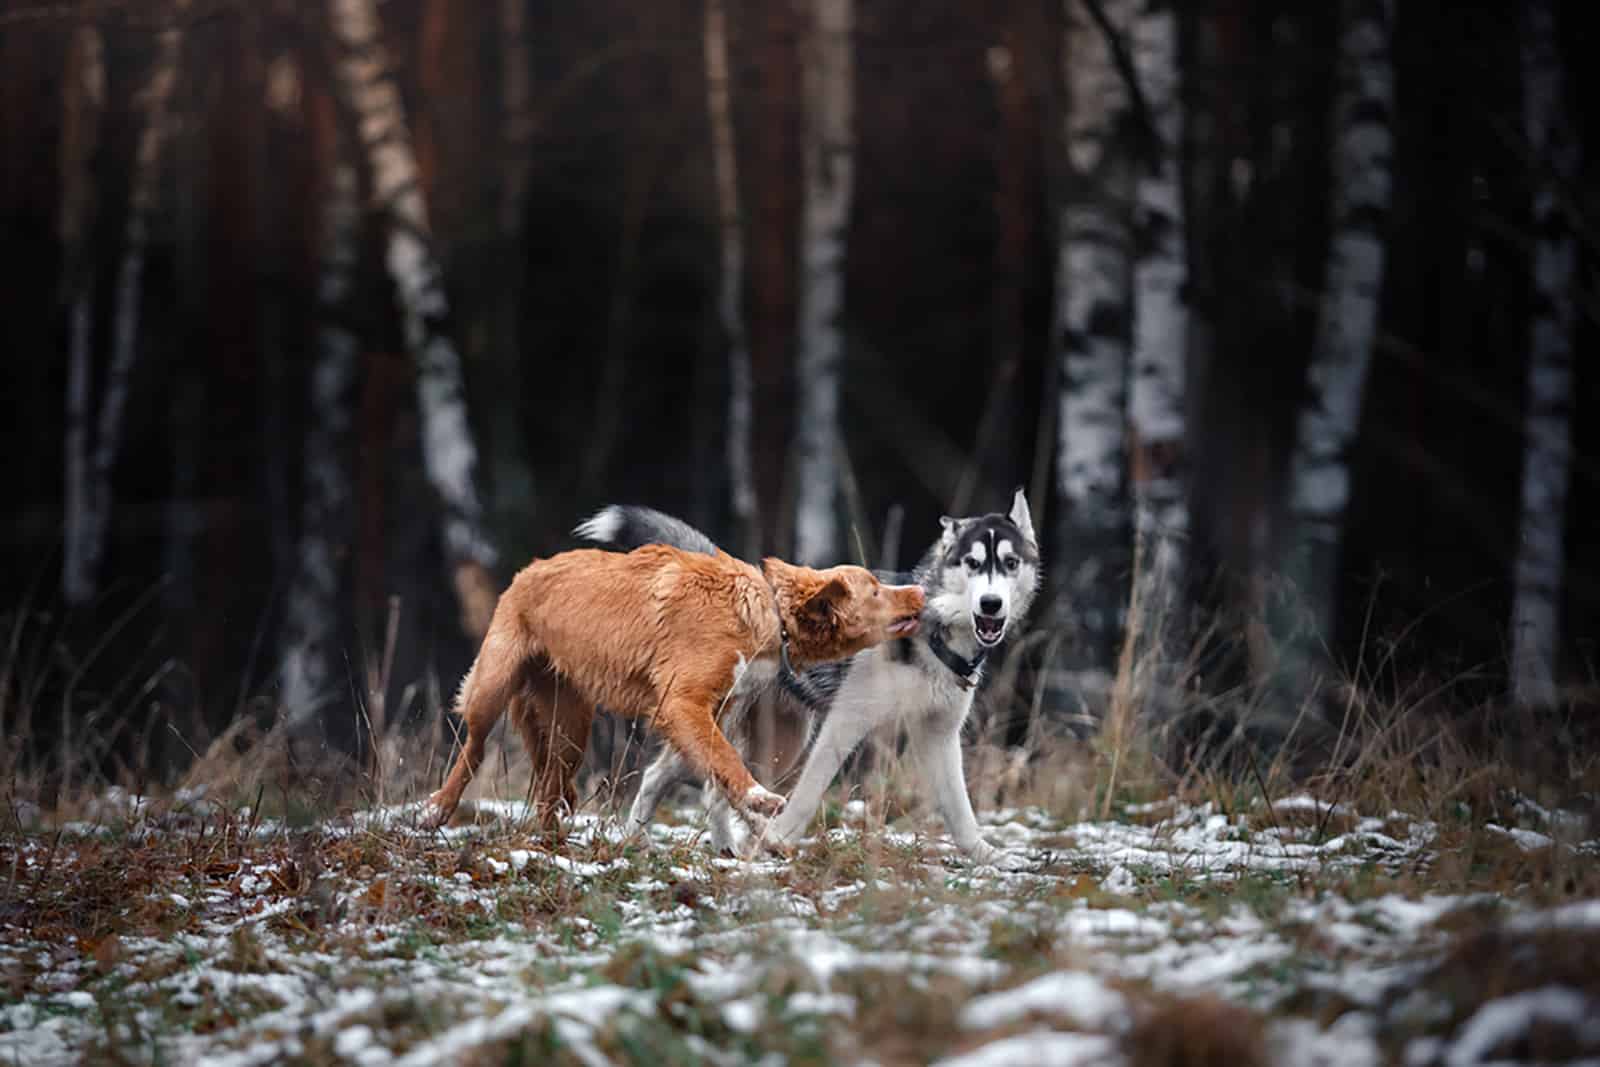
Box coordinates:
[423,630,526,828]
[513,671,595,832]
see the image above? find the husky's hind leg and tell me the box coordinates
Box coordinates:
[703,784,752,855]
[625,745,692,837]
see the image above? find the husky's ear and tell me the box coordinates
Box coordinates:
[1009,486,1036,547]
[938,516,962,544]
[800,576,850,624]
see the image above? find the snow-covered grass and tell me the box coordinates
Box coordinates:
[3,775,1598,1066]
[7,578,1600,1064]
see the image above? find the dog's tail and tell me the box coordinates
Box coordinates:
[575,505,721,557]
[576,504,839,713]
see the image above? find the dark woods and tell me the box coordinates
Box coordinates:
[0,0,1596,786]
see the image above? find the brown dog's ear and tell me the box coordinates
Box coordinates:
[800,576,849,624]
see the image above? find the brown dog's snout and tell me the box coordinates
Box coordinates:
[883,583,925,636]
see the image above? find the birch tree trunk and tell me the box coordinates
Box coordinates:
[280,154,361,729]
[703,0,757,557]
[1510,0,1578,706]
[63,12,184,606]
[60,25,104,609]
[1128,0,1188,622]
[327,0,498,638]
[1282,0,1393,670]
[1055,0,1135,673]
[793,0,853,566]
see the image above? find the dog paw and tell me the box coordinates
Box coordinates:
[731,808,766,841]
[736,822,796,860]
[762,835,800,860]
[418,793,454,831]
[743,836,794,861]
[744,784,787,817]
[969,843,1032,871]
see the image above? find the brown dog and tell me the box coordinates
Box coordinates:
[422,544,924,830]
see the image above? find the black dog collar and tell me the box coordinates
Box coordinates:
[768,583,831,710]
[926,624,987,689]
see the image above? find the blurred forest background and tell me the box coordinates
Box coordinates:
[1,0,1596,788]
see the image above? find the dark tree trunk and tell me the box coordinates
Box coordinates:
[748,0,802,557]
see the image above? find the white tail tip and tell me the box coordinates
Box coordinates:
[573,506,623,544]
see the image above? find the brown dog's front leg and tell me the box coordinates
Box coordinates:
[655,691,786,817]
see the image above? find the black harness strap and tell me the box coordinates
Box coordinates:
[925,624,987,690]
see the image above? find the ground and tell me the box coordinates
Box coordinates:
[2,785,1598,1065]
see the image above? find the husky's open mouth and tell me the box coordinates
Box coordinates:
[889,614,921,637]
[973,614,1006,646]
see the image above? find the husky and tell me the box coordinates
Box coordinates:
[576,488,1041,869]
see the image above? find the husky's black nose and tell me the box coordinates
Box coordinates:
[979,595,1002,616]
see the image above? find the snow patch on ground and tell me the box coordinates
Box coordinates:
[960,970,1126,1031]
[936,1030,1121,1067]
[4,798,1598,1065]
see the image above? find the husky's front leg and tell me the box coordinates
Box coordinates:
[912,722,1029,870]
[759,696,878,849]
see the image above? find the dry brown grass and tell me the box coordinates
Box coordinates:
[1124,993,1269,1067]
[834,967,973,1065]
[7,566,1600,1067]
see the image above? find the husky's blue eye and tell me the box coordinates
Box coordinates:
[964,557,980,571]
[1003,557,1019,572]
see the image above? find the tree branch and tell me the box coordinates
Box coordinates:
[1076,0,1162,171]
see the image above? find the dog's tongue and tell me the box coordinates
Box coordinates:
[975,616,1005,642]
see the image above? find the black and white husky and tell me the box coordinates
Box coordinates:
[575,489,1041,869]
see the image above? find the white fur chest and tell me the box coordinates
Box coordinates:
[729,652,780,697]
[839,643,978,735]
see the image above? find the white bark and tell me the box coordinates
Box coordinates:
[60,25,104,607]
[703,0,756,552]
[64,14,183,606]
[1285,0,1393,652]
[327,0,497,572]
[1128,0,1188,611]
[1511,0,1578,706]
[1055,0,1134,659]
[281,157,362,726]
[793,0,853,567]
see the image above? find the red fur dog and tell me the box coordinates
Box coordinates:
[423,544,924,830]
